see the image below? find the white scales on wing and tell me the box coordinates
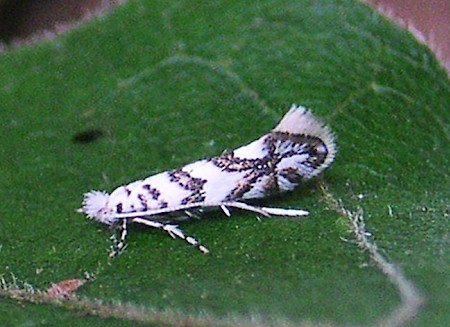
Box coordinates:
[79,104,337,256]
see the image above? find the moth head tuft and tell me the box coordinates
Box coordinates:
[80,190,115,225]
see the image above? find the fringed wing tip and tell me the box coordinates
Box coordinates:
[276,103,335,144]
[274,104,337,177]
[274,104,332,135]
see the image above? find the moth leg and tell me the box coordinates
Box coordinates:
[220,205,231,217]
[109,218,128,257]
[222,201,309,217]
[131,218,209,254]
[259,206,309,217]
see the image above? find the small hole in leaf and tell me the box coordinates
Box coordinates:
[72,129,104,144]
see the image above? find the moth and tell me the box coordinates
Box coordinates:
[79,105,336,255]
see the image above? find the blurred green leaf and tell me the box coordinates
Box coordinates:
[0,0,448,326]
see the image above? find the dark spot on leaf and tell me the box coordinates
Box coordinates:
[72,129,104,144]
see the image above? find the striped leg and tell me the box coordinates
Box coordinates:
[131,218,209,254]
[110,218,128,257]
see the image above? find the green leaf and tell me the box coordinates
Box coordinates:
[0,0,448,326]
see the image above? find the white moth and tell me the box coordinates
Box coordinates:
[79,104,336,256]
